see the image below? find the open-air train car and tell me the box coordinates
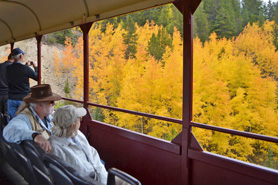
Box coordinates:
[0,0,278,184]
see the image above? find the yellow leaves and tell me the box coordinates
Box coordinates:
[114,25,184,137]
[193,23,278,165]
[89,23,127,108]
[192,128,213,149]
[148,125,169,138]
[62,37,76,70]
[57,20,278,166]
[234,21,278,78]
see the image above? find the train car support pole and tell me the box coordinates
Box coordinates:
[79,23,93,137]
[10,42,14,52]
[36,35,42,85]
[182,0,193,184]
[80,23,93,110]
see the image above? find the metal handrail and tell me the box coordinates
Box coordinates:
[62,97,182,124]
[62,97,83,104]
[190,121,278,144]
[87,102,182,124]
[61,97,278,144]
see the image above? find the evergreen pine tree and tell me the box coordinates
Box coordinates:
[231,0,243,35]
[213,1,237,39]
[147,28,172,61]
[121,15,138,59]
[203,0,219,34]
[194,2,209,42]
[267,0,275,21]
[242,0,264,25]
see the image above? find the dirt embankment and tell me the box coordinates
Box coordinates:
[0,38,75,97]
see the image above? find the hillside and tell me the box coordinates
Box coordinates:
[0,38,75,98]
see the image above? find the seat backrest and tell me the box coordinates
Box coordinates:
[47,163,74,185]
[0,113,11,134]
[3,113,11,126]
[2,140,14,164]
[22,141,48,173]
[0,113,12,158]
[2,141,22,174]
[43,154,102,185]
[14,147,37,185]
[0,113,6,155]
[107,168,141,185]
[33,165,54,185]
[0,113,4,133]
[22,140,54,185]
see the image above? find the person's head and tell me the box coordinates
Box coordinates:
[52,105,87,137]
[10,48,26,62]
[29,101,56,118]
[23,84,61,118]
[7,54,14,62]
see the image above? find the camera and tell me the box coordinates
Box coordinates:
[25,60,34,66]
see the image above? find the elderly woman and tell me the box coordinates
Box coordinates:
[48,105,108,184]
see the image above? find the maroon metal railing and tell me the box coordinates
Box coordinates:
[190,121,278,143]
[87,102,183,124]
[62,97,182,124]
[62,98,278,144]
[62,97,84,104]
[62,98,182,124]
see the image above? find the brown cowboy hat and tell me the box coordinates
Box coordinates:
[23,84,61,103]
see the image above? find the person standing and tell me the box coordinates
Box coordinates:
[0,54,14,116]
[6,48,38,118]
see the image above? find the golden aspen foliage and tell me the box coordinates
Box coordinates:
[72,36,83,100]
[57,20,278,168]
[192,25,278,165]
[115,21,160,131]
[61,37,76,71]
[234,21,278,79]
[86,23,127,123]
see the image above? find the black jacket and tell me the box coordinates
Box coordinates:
[6,61,38,100]
[0,61,13,96]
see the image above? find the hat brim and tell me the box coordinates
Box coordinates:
[75,108,87,117]
[23,93,61,103]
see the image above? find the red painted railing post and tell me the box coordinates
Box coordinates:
[80,23,93,110]
[182,0,193,185]
[36,35,42,85]
[10,42,14,52]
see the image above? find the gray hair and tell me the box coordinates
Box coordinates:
[13,53,23,60]
[52,125,76,137]
[29,102,38,109]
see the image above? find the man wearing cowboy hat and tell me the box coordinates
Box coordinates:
[3,84,61,152]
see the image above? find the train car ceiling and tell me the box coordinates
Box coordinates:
[0,0,174,46]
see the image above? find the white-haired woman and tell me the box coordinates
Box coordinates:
[49,105,108,184]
